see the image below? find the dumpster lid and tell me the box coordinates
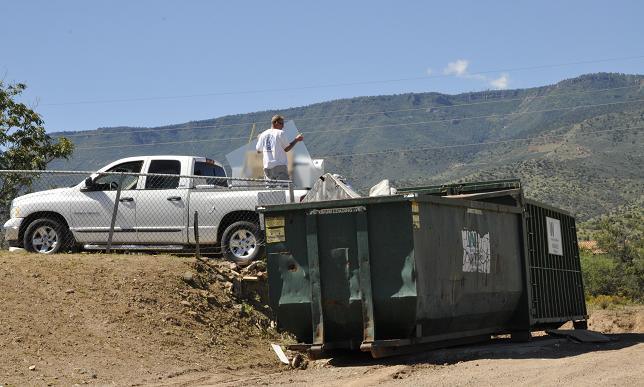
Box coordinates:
[257,194,410,213]
[444,188,522,200]
[397,179,521,196]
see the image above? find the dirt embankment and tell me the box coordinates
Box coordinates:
[1,252,642,386]
[0,252,285,386]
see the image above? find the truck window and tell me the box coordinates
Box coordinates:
[93,160,143,191]
[194,161,228,187]
[146,160,181,189]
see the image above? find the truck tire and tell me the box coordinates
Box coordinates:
[220,221,263,266]
[23,217,70,254]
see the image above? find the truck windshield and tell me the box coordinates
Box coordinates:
[194,161,228,187]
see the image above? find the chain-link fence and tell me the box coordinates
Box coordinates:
[0,169,298,265]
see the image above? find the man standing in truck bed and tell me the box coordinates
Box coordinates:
[256,115,304,180]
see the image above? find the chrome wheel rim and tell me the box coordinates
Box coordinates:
[229,229,257,259]
[31,225,59,254]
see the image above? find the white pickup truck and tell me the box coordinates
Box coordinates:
[3,155,305,264]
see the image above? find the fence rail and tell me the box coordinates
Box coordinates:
[0,169,297,265]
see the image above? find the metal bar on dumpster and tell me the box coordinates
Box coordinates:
[549,211,568,316]
[305,213,325,349]
[571,216,582,316]
[519,194,535,327]
[106,173,125,254]
[570,215,587,317]
[540,207,552,319]
[571,216,580,316]
[563,215,572,317]
[356,211,376,345]
[569,215,581,316]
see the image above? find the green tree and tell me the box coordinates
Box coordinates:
[595,214,643,264]
[0,81,74,218]
[588,209,644,301]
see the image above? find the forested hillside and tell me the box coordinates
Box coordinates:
[50,73,643,220]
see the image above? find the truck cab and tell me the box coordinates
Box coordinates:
[75,155,228,245]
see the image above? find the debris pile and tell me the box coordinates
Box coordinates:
[182,258,308,369]
[179,258,275,337]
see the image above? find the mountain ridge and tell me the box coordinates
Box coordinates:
[49,72,644,220]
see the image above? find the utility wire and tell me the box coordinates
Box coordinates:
[318,126,644,159]
[75,137,247,150]
[74,124,643,154]
[41,54,644,106]
[57,84,641,138]
[72,99,644,150]
[305,99,644,135]
[377,146,640,177]
[292,86,641,122]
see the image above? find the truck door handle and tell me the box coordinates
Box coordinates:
[167,196,182,201]
[119,197,134,202]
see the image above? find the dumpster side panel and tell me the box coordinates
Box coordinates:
[315,211,364,343]
[413,201,524,336]
[366,202,417,340]
[525,201,587,324]
[266,211,314,342]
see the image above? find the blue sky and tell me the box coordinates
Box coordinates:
[2,0,643,133]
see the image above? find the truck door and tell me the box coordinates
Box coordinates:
[71,160,141,244]
[186,160,229,244]
[134,159,188,244]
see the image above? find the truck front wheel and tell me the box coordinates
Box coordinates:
[220,221,263,266]
[23,217,70,254]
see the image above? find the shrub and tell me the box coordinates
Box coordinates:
[586,294,631,309]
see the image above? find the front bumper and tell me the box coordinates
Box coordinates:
[3,218,24,244]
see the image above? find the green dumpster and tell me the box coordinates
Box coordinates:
[258,180,587,357]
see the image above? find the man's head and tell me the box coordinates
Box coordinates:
[271,115,285,129]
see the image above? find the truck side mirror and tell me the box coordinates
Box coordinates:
[82,176,95,191]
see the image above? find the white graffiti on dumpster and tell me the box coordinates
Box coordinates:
[461,230,491,274]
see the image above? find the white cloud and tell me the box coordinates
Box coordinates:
[426,68,433,75]
[489,73,509,89]
[443,59,511,89]
[443,59,469,76]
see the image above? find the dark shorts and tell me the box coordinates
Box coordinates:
[264,165,289,181]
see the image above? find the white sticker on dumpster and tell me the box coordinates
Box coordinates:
[546,217,563,256]
[461,230,491,274]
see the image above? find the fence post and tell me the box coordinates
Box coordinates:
[288,181,295,203]
[194,210,200,259]
[106,173,125,253]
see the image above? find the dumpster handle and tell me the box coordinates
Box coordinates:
[306,214,325,347]
[357,211,376,344]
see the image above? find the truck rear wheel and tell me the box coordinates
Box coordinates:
[220,221,263,266]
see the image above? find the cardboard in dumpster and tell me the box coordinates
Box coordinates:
[369,179,398,196]
[302,173,361,202]
[225,120,323,188]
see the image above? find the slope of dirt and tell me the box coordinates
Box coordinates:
[0,252,286,386]
[1,251,642,386]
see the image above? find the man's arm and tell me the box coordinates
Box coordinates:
[284,134,304,152]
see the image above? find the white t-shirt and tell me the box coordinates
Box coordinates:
[256,128,290,169]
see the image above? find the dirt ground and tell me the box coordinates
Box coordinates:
[0,252,286,386]
[0,251,642,386]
